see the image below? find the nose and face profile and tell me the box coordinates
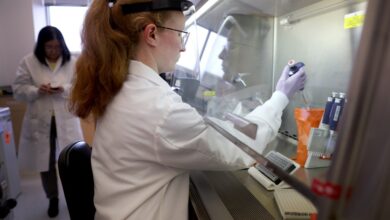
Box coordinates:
[200,14,275,118]
[218,41,241,82]
[155,11,188,73]
[207,14,273,95]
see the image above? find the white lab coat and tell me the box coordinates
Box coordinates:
[13,53,83,172]
[92,60,289,220]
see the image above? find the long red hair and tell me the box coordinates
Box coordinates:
[69,0,170,119]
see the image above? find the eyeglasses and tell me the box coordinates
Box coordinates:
[156,25,190,48]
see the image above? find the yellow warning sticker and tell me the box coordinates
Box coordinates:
[344,11,365,29]
[203,90,216,97]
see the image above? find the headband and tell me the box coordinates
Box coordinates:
[121,0,193,14]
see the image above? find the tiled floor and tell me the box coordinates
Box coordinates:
[11,171,70,220]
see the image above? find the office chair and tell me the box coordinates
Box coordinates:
[58,141,95,220]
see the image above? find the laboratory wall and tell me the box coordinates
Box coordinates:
[0,0,46,87]
[275,1,366,136]
[191,0,366,137]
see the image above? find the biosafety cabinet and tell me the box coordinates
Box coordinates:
[174,0,390,219]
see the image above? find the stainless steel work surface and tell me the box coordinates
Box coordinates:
[191,170,281,220]
[190,167,327,220]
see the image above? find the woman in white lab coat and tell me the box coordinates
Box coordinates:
[13,26,83,218]
[70,0,306,219]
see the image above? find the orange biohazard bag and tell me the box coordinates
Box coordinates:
[294,108,324,166]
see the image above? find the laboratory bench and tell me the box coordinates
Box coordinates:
[187,117,330,219]
[189,166,328,220]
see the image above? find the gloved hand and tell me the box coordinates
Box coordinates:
[276,65,307,99]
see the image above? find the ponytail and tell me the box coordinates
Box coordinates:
[70,0,171,119]
[70,0,130,118]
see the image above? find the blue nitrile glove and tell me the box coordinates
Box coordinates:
[276,65,306,99]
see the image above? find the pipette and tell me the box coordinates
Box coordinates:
[288,60,310,109]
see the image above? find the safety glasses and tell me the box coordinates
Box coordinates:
[156,25,190,49]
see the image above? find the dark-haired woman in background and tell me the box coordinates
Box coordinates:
[12,26,83,218]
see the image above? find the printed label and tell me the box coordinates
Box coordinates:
[344,11,365,29]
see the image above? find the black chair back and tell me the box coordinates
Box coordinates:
[58,141,95,220]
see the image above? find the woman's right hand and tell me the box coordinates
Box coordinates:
[38,83,52,95]
[275,65,307,99]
